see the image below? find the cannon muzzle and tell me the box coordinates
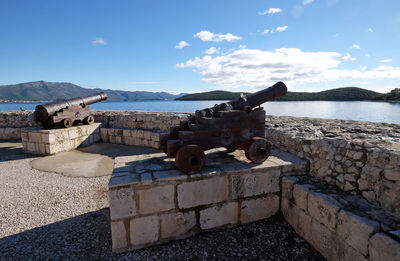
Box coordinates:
[245,81,287,108]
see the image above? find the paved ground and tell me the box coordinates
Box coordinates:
[0,141,325,260]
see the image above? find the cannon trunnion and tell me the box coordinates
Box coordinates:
[162,81,288,174]
[34,92,107,129]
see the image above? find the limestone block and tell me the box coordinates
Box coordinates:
[337,210,379,256]
[369,233,400,261]
[27,142,35,152]
[384,169,400,181]
[21,130,28,141]
[293,184,313,211]
[231,169,280,199]
[111,221,127,250]
[281,176,298,200]
[100,128,108,142]
[308,191,341,230]
[109,186,136,220]
[123,129,131,137]
[200,202,238,230]
[130,216,159,246]
[137,185,175,215]
[296,210,312,240]
[28,132,41,143]
[42,133,55,143]
[177,177,228,209]
[309,218,336,259]
[160,211,196,239]
[69,129,79,139]
[240,195,279,223]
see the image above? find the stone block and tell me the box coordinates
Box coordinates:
[293,184,312,210]
[231,169,280,199]
[130,216,159,246]
[41,133,55,143]
[240,195,279,223]
[109,186,136,220]
[177,177,228,209]
[123,129,131,137]
[310,218,336,259]
[337,210,379,256]
[100,128,108,142]
[27,142,35,152]
[308,191,341,230]
[384,169,400,181]
[160,211,196,239]
[137,185,175,215]
[200,202,238,230]
[296,210,312,240]
[111,221,127,250]
[28,132,41,142]
[69,129,79,139]
[281,176,298,200]
[369,233,400,261]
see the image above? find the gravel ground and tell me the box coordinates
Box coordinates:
[0,142,325,260]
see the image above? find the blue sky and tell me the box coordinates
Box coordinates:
[0,0,399,94]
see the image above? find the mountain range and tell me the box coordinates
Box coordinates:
[177,87,400,101]
[0,81,186,101]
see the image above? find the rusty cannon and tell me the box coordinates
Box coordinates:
[34,92,107,129]
[162,81,288,174]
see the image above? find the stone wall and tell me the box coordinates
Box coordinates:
[0,111,37,139]
[282,175,400,261]
[108,148,307,252]
[265,116,400,216]
[21,123,101,154]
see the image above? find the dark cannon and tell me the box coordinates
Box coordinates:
[162,81,288,174]
[34,92,107,129]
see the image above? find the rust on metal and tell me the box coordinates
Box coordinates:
[34,92,107,129]
[161,81,288,173]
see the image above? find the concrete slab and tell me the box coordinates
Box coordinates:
[30,143,158,178]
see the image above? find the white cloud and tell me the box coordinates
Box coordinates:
[276,25,288,32]
[368,28,373,32]
[204,47,219,55]
[239,45,247,49]
[176,47,400,90]
[262,29,270,35]
[361,66,367,71]
[92,37,107,46]
[262,26,288,35]
[175,41,190,49]
[343,53,356,61]
[380,59,392,63]
[258,8,283,15]
[352,44,360,49]
[303,0,314,5]
[365,53,371,57]
[194,31,241,42]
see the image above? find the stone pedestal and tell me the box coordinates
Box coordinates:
[21,123,101,155]
[108,147,307,253]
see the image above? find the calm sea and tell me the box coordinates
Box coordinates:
[1,100,399,124]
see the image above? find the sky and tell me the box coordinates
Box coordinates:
[0,0,400,94]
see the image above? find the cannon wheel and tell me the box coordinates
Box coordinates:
[83,115,95,125]
[63,118,73,128]
[243,137,271,163]
[175,144,205,174]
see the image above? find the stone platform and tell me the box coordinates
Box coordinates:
[21,123,101,155]
[108,147,307,252]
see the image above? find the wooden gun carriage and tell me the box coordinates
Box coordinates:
[162,81,288,174]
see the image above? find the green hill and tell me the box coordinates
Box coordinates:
[177,87,387,101]
[0,81,186,102]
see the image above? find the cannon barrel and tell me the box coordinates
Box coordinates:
[34,92,107,123]
[195,81,287,118]
[241,81,287,108]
